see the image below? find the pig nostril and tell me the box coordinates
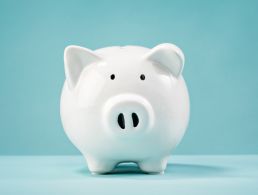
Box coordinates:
[132,113,139,127]
[117,113,125,129]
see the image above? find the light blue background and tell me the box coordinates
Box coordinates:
[0,0,257,155]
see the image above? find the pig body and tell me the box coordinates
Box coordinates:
[60,44,190,174]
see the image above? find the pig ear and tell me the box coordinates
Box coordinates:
[144,43,185,78]
[64,45,102,89]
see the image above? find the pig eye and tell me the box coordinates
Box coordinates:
[140,74,145,80]
[110,74,115,80]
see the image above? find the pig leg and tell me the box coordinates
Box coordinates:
[138,156,168,174]
[85,156,116,174]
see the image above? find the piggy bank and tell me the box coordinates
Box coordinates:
[60,43,190,174]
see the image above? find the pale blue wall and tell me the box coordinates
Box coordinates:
[0,0,257,154]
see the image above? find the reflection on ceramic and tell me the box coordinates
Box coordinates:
[60,43,190,174]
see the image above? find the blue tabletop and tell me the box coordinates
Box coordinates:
[0,155,257,195]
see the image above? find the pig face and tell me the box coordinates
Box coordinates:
[61,43,189,174]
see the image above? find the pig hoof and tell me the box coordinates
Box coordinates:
[138,158,168,174]
[88,163,115,174]
[85,157,116,174]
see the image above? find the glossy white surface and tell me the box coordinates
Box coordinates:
[60,43,190,174]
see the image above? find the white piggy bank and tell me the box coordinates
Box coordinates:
[60,43,190,174]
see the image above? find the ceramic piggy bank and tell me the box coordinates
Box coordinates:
[60,43,190,174]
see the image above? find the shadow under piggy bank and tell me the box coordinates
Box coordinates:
[78,162,231,179]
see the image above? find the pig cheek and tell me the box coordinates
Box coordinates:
[76,71,106,108]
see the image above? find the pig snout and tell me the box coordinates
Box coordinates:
[117,112,139,129]
[115,103,142,130]
[103,94,154,132]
